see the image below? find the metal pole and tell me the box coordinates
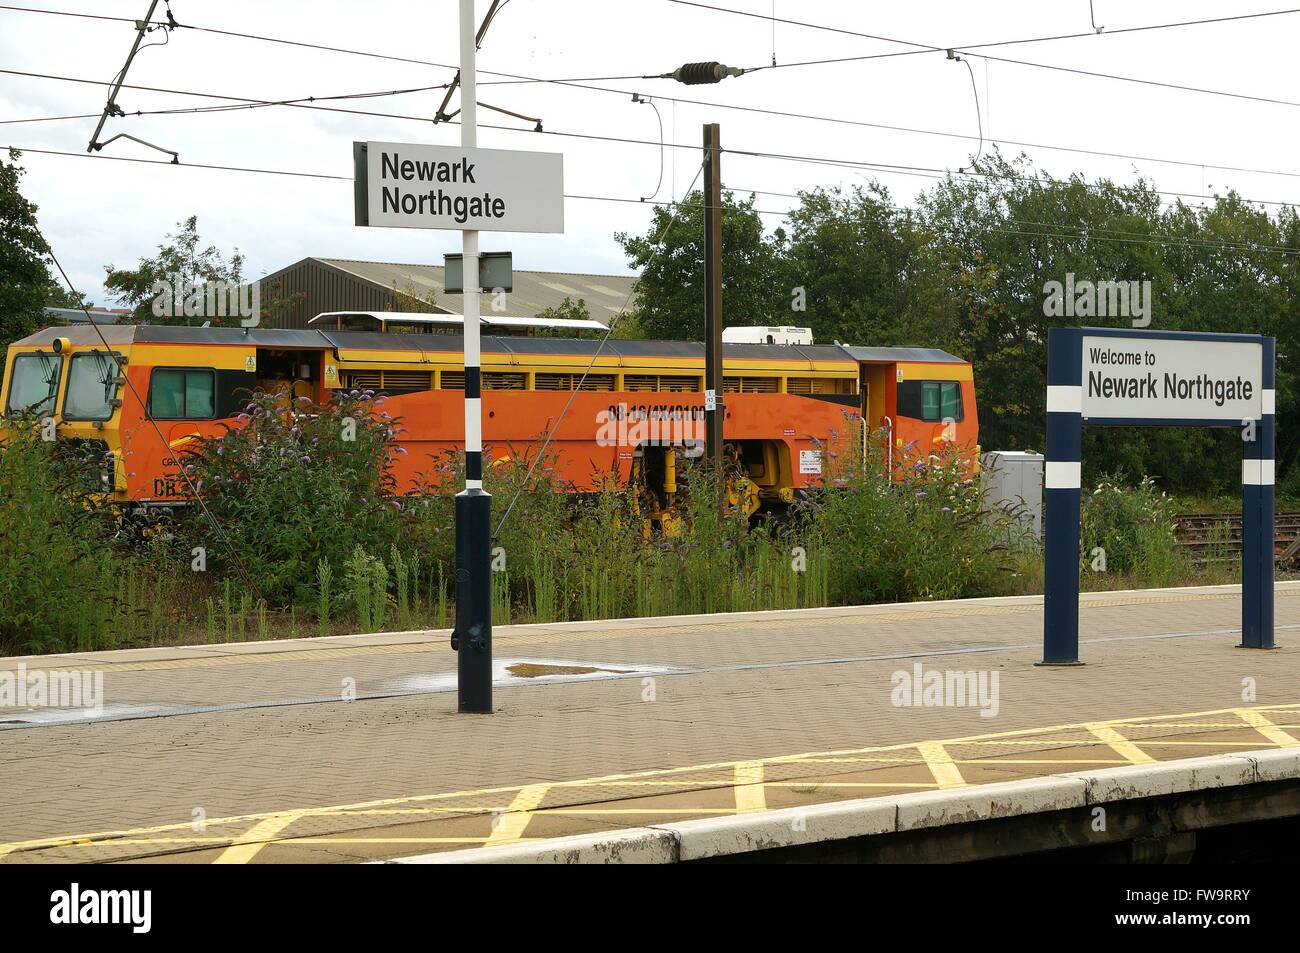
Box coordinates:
[452,0,492,713]
[1240,337,1276,648]
[703,123,724,471]
[1041,328,1084,665]
[88,0,159,152]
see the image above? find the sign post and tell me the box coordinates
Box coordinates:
[454,0,490,715]
[1042,327,1275,664]
[351,0,563,713]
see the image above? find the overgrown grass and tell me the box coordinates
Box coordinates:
[0,400,1243,656]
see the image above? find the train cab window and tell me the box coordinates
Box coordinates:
[5,353,62,414]
[920,382,942,420]
[939,381,963,421]
[63,352,122,421]
[148,368,215,419]
[898,380,964,422]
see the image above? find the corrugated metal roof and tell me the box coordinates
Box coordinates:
[308,311,610,332]
[309,258,637,319]
[12,325,963,367]
[11,325,852,363]
[841,345,967,364]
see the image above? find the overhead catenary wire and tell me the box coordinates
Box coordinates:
[9,51,1300,191]
[0,143,766,212]
[946,51,983,172]
[10,0,1300,114]
[6,8,1300,186]
[9,65,1300,213]
[668,0,1300,94]
[8,140,1300,256]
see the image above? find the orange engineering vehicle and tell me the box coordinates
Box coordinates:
[1,315,978,524]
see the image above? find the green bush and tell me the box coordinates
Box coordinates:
[801,429,1022,603]
[0,419,120,652]
[181,389,401,605]
[1079,475,1184,581]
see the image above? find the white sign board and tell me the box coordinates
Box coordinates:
[356,141,564,233]
[1081,335,1263,422]
[799,449,823,474]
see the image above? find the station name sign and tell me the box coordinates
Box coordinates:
[1081,334,1262,422]
[354,141,564,233]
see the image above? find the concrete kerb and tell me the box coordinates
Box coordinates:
[387,748,1300,864]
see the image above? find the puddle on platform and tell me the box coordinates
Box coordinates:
[1,658,687,730]
[507,663,630,678]
[376,657,682,694]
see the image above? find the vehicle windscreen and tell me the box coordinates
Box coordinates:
[63,351,122,420]
[5,353,62,414]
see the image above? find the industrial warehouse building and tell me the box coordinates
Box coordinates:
[258,257,638,329]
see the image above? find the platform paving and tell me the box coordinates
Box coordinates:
[1,583,1298,863]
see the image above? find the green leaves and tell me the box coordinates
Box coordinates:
[620,153,1300,495]
[0,149,60,350]
[180,390,402,605]
[616,189,787,340]
[0,419,119,652]
[103,215,246,326]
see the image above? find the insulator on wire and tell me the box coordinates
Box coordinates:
[671,62,745,85]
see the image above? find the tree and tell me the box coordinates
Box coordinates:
[917,151,1300,494]
[616,190,787,340]
[45,278,91,311]
[104,215,245,324]
[0,149,58,349]
[920,152,1171,459]
[781,183,956,349]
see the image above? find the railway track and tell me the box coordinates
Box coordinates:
[1173,511,1300,564]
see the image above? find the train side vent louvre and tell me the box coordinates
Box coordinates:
[624,374,701,392]
[787,377,840,395]
[344,371,383,391]
[381,371,435,394]
[724,377,780,394]
[482,372,528,390]
[659,375,701,392]
[535,373,616,391]
[441,371,465,390]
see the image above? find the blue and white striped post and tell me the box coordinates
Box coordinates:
[1042,328,1084,665]
[1042,328,1275,663]
[1241,338,1276,649]
[451,0,493,713]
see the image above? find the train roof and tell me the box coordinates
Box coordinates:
[840,345,967,364]
[12,325,966,364]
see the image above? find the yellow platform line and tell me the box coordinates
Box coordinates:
[212,812,305,865]
[5,701,1300,861]
[1234,708,1300,747]
[1086,724,1156,764]
[485,784,550,844]
[917,742,965,788]
[733,762,767,813]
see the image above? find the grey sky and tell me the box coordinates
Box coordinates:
[2,0,1296,309]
